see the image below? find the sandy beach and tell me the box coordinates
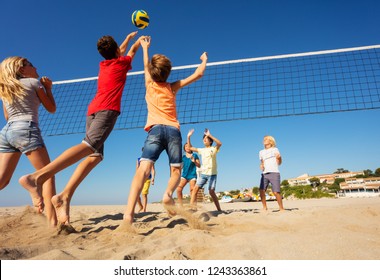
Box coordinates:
[0,197,379,260]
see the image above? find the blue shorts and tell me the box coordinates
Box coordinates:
[196,174,217,191]
[140,125,182,167]
[260,173,281,193]
[0,121,45,154]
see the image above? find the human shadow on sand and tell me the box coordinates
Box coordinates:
[85,211,162,225]
[206,207,299,217]
[86,213,123,224]
[139,217,189,236]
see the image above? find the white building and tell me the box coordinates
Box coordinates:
[287,171,364,186]
[339,177,380,197]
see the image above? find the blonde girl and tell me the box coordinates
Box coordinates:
[0,56,57,226]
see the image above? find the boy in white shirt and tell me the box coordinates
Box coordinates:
[259,135,284,211]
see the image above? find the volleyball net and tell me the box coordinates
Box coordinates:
[40,45,380,136]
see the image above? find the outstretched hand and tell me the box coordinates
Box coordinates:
[127,31,138,40]
[141,36,151,48]
[200,52,208,61]
[187,129,194,138]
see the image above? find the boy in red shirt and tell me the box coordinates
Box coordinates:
[20,32,144,229]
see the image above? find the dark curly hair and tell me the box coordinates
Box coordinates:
[97,35,119,60]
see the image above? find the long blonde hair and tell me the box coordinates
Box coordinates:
[0,56,27,104]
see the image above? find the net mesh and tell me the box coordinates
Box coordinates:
[40,45,380,136]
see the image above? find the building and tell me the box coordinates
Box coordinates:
[287,171,364,186]
[339,177,380,197]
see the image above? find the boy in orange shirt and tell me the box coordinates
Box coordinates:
[123,36,208,224]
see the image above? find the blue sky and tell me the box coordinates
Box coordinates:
[1,0,379,207]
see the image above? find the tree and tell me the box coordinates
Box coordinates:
[229,189,240,196]
[281,180,289,187]
[252,187,260,195]
[363,169,373,177]
[375,168,380,177]
[309,177,320,187]
[334,178,345,185]
[334,168,349,174]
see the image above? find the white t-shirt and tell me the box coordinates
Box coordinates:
[259,147,280,173]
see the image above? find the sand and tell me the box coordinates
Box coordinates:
[0,197,379,260]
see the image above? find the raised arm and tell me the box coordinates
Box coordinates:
[141,36,153,88]
[187,129,198,153]
[37,77,56,113]
[119,31,138,57]
[205,129,222,149]
[171,52,208,94]
[126,35,144,59]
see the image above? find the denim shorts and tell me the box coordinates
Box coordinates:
[140,125,182,167]
[0,121,45,154]
[196,174,217,191]
[260,172,281,192]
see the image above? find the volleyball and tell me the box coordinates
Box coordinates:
[131,10,149,29]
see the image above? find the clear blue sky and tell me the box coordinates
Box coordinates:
[1,0,379,206]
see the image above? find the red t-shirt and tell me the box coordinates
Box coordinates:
[87,56,132,115]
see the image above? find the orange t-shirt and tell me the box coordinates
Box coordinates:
[144,82,180,131]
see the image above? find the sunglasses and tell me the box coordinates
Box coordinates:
[23,61,34,68]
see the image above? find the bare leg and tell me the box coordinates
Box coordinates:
[274,192,284,211]
[260,189,268,210]
[0,152,22,190]
[162,166,181,215]
[25,147,58,225]
[52,155,101,225]
[176,178,188,206]
[123,161,153,224]
[142,194,148,212]
[19,143,93,190]
[135,196,143,213]
[0,152,46,213]
[190,184,200,209]
[189,179,196,200]
[209,189,222,211]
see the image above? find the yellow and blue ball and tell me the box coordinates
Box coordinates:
[131,10,149,29]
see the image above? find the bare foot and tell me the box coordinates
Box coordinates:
[162,193,177,217]
[57,223,77,235]
[51,194,70,225]
[19,175,44,213]
[122,213,134,225]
